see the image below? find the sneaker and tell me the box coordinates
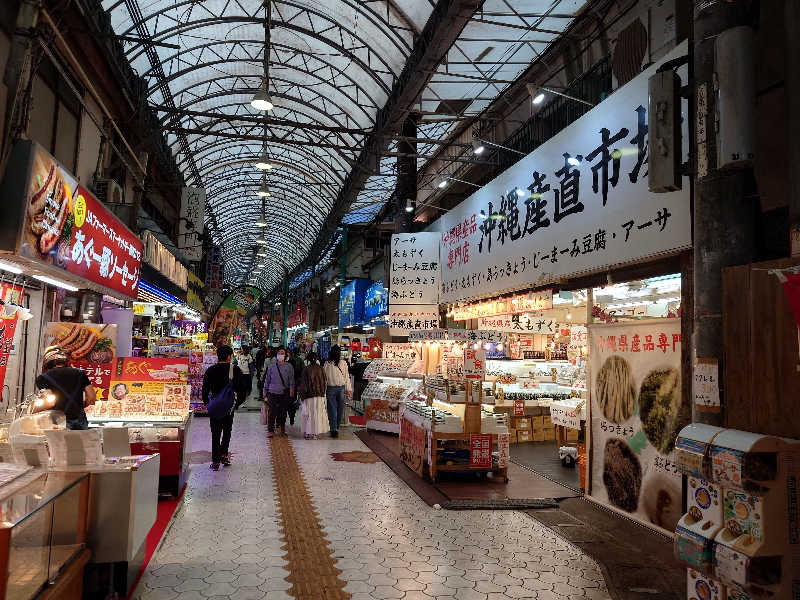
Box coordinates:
[210,463,220,471]
[331,430,338,438]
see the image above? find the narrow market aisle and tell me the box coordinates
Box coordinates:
[136,412,613,600]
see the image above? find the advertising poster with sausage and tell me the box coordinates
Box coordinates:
[19,143,143,298]
[101,357,190,420]
[43,323,118,401]
[589,319,688,534]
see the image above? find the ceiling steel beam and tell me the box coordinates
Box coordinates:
[276,0,482,295]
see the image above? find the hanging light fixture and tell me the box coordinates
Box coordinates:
[255,144,272,170]
[472,138,485,155]
[251,79,274,112]
[257,233,268,245]
[257,181,270,197]
[256,196,268,227]
[251,1,275,111]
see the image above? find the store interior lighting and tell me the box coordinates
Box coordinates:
[32,274,78,292]
[0,260,22,275]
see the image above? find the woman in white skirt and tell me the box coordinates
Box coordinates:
[297,352,328,439]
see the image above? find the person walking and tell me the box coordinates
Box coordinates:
[255,345,271,401]
[323,345,351,438]
[297,352,327,439]
[35,346,96,430]
[202,344,248,470]
[263,347,295,437]
[237,346,255,398]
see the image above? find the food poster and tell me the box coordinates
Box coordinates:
[102,357,190,419]
[209,285,262,346]
[43,322,117,401]
[588,319,689,534]
[16,143,142,299]
[400,417,425,476]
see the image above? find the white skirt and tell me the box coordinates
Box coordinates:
[301,396,329,437]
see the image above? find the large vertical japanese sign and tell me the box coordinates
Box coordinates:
[389,233,440,304]
[0,141,143,299]
[430,43,690,303]
[589,319,688,534]
[179,187,205,261]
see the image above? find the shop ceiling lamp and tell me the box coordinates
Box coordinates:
[439,175,482,190]
[251,79,274,112]
[32,274,78,292]
[405,197,415,213]
[526,83,594,107]
[472,136,526,156]
[472,138,485,155]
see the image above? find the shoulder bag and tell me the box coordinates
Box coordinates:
[207,362,236,419]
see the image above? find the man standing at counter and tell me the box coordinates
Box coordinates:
[202,344,248,470]
[35,346,96,430]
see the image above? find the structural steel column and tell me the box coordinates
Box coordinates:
[395,115,419,233]
[692,2,756,425]
[2,0,40,161]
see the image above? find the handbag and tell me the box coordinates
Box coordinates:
[207,362,236,419]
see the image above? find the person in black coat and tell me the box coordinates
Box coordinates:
[202,344,248,470]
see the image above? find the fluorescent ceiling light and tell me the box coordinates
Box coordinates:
[532,92,545,104]
[251,80,274,111]
[33,274,79,292]
[567,156,581,167]
[0,260,22,275]
[438,179,448,189]
[472,139,485,155]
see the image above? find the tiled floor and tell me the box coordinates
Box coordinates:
[135,411,612,600]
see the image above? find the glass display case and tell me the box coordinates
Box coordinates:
[0,472,89,599]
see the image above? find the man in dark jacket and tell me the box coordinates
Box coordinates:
[202,344,247,470]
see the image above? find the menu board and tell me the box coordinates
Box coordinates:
[90,357,191,420]
[42,322,118,401]
[389,233,440,304]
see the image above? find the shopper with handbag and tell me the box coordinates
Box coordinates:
[263,347,295,438]
[322,345,351,438]
[297,352,327,439]
[202,345,247,470]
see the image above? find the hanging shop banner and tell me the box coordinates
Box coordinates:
[389,233,441,304]
[447,329,507,344]
[478,314,565,334]
[178,187,205,261]
[287,301,308,328]
[408,329,448,341]
[382,343,420,361]
[430,43,690,304]
[589,319,687,534]
[208,285,263,346]
[0,141,143,299]
[186,271,205,311]
[42,323,118,401]
[205,245,224,294]
[0,314,18,396]
[95,357,190,419]
[363,281,388,322]
[388,304,440,336]
[451,290,553,320]
[464,348,486,380]
[339,279,372,328]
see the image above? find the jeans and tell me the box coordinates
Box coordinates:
[326,386,345,433]
[210,412,234,463]
[66,413,89,430]
[267,393,289,432]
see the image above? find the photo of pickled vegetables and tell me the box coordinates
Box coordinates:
[638,367,687,454]
[596,355,636,424]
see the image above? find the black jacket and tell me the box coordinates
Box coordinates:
[202,362,248,408]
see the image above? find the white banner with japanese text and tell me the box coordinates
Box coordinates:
[389,233,440,304]
[478,314,566,334]
[430,42,690,303]
[388,305,440,336]
[588,319,688,535]
[179,187,205,261]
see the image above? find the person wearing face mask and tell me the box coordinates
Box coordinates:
[263,346,295,437]
[322,344,351,438]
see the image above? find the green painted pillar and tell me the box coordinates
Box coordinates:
[280,277,289,347]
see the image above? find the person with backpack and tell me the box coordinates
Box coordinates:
[263,346,295,438]
[202,344,248,470]
[35,346,96,430]
[322,344,351,438]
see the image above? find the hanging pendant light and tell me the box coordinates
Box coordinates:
[257,181,270,197]
[251,79,274,111]
[257,233,268,245]
[255,144,272,170]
